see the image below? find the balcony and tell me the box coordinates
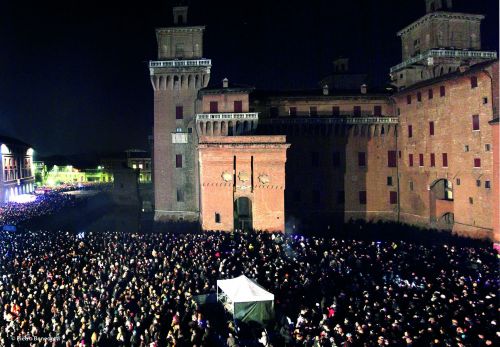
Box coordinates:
[149,59,212,68]
[171,132,189,144]
[262,116,398,125]
[390,49,497,73]
[196,112,259,121]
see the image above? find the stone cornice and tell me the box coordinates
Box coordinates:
[198,143,290,149]
[156,26,205,34]
[397,12,484,37]
[156,26,205,33]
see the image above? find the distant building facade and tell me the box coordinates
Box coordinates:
[0,136,35,203]
[150,2,498,239]
[125,149,152,183]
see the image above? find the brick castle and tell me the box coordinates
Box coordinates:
[149,0,499,241]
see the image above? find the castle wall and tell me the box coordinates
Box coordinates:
[395,63,497,239]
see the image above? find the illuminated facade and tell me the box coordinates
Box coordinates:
[151,2,498,238]
[0,135,35,203]
[125,149,152,183]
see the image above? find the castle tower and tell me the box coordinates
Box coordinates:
[391,0,497,89]
[150,5,211,222]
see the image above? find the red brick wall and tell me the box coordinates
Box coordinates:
[395,65,495,239]
[491,122,499,242]
[202,93,250,113]
[198,136,289,232]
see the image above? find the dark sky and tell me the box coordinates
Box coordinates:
[0,0,497,157]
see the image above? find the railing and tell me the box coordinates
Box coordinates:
[390,49,497,73]
[196,112,259,121]
[149,59,212,68]
[287,111,380,117]
[262,117,399,125]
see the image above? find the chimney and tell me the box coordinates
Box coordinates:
[223,78,229,88]
[361,84,367,94]
[323,84,329,95]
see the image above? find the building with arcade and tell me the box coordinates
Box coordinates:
[0,135,35,203]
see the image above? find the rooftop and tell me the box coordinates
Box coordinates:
[393,59,499,94]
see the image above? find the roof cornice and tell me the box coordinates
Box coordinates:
[156,26,205,33]
[397,12,484,37]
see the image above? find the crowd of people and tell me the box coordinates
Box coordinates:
[36,182,112,194]
[0,228,497,346]
[0,182,111,226]
[0,193,80,226]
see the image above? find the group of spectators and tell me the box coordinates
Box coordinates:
[0,182,110,226]
[36,182,111,194]
[0,193,80,226]
[0,228,497,346]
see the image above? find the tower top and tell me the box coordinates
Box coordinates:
[173,6,188,25]
[425,0,453,13]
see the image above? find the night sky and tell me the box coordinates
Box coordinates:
[0,0,497,159]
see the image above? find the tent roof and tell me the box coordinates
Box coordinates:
[217,275,274,303]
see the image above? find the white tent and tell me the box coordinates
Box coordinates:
[217,275,274,325]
